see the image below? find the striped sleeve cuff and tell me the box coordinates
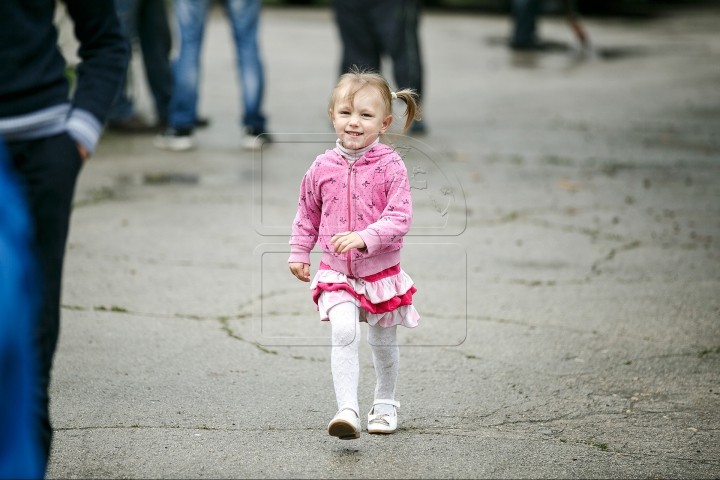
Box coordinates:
[66,108,103,155]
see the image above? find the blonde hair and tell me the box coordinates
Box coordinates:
[328,66,421,132]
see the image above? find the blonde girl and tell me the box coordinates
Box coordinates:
[289,69,421,439]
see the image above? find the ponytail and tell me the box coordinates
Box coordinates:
[394,89,421,132]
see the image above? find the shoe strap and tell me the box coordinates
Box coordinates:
[372,399,400,409]
[337,407,359,417]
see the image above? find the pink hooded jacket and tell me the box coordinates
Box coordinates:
[288,142,412,278]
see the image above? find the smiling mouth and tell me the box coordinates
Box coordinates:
[345,131,362,137]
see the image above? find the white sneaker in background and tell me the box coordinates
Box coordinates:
[241,127,271,151]
[154,127,194,151]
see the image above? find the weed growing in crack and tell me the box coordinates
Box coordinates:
[577,440,609,451]
[218,317,243,341]
[253,342,277,355]
[62,304,86,311]
[94,305,128,313]
[699,346,720,356]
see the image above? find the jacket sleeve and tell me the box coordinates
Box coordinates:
[288,164,322,264]
[63,0,129,154]
[356,160,412,255]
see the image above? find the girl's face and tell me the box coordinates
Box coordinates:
[329,87,392,150]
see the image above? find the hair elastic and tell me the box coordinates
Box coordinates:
[391,92,397,100]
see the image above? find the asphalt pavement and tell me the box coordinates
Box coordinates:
[47,5,719,478]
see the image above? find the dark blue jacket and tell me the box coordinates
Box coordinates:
[0,0,128,153]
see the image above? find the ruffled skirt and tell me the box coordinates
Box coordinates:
[310,263,419,328]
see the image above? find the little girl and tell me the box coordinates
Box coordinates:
[288,69,420,440]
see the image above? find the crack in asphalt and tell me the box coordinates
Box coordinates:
[64,303,687,349]
[54,425,314,432]
[54,415,720,465]
[591,240,642,272]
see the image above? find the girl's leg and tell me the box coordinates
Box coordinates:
[367,323,399,416]
[329,302,361,416]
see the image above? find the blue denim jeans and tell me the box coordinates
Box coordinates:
[169,0,266,131]
[108,0,172,122]
[511,0,541,48]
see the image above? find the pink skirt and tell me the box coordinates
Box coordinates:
[311,262,419,328]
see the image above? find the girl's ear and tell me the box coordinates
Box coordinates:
[380,115,393,133]
[328,109,334,123]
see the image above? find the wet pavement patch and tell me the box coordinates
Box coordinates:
[143,173,199,185]
[485,36,573,52]
[72,186,115,208]
[485,37,651,63]
[595,46,649,60]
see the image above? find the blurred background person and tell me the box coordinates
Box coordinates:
[0,0,127,470]
[154,0,269,151]
[0,140,43,480]
[106,0,173,133]
[510,0,590,52]
[510,0,541,50]
[332,0,426,134]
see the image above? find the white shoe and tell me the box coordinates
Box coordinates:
[241,127,271,151]
[367,399,399,434]
[328,409,360,440]
[153,127,194,151]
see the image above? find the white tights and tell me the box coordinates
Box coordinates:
[329,302,399,417]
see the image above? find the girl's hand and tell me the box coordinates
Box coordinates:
[289,262,310,282]
[329,231,366,254]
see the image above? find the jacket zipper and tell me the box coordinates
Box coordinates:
[346,160,353,277]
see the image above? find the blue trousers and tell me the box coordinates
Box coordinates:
[169,0,266,131]
[6,133,84,469]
